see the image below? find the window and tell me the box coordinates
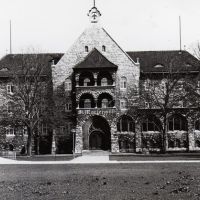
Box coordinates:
[144,79,150,90]
[183,140,187,148]
[195,120,200,130]
[65,103,72,111]
[117,115,135,132]
[7,102,15,114]
[142,118,159,132]
[102,45,106,52]
[59,126,66,135]
[144,102,150,108]
[67,123,72,134]
[65,79,72,91]
[7,84,14,95]
[175,139,181,148]
[196,140,200,148]
[197,81,200,94]
[84,99,91,108]
[23,127,28,135]
[41,124,48,135]
[101,78,108,86]
[85,46,89,52]
[168,139,181,148]
[120,99,127,109]
[83,78,90,86]
[6,127,14,136]
[102,99,109,108]
[120,77,127,89]
[168,115,187,131]
[168,140,175,148]
[198,81,200,88]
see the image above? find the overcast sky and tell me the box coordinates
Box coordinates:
[0,0,200,58]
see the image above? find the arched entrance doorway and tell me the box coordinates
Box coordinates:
[89,130,104,150]
[82,115,111,151]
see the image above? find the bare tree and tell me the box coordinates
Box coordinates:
[139,54,189,152]
[184,43,200,108]
[3,53,52,156]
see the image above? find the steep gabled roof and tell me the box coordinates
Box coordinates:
[74,48,118,69]
[0,53,63,77]
[0,50,199,77]
[127,50,200,73]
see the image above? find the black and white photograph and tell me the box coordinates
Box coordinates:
[0,0,200,199]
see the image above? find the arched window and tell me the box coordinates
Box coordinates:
[65,79,72,91]
[120,77,127,89]
[84,99,91,108]
[102,99,109,108]
[120,99,127,110]
[85,46,89,52]
[79,93,95,108]
[142,117,160,132]
[117,115,135,132]
[101,78,108,86]
[97,93,114,108]
[102,45,106,52]
[97,71,113,86]
[83,78,90,86]
[168,115,187,131]
[79,71,94,86]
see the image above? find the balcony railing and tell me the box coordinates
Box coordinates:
[76,85,115,91]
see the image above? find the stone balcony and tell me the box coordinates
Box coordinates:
[77,107,116,116]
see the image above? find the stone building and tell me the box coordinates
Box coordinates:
[0,4,200,155]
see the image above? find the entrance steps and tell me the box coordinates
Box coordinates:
[70,150,110,163]
[71,155,109,163]
[82,150,110,156]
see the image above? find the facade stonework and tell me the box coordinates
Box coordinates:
[1,5,200,155]
[51,11,200,154]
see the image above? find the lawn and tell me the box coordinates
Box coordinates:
[0,163,200,199]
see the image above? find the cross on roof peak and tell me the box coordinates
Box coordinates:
[88,0,101,23]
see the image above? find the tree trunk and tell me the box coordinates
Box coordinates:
[162,116,168,153]
[27,127,32,156]
[36,136,40,155]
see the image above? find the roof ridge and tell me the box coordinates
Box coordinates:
[127,50,187,53]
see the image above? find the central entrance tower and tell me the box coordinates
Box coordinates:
[52,1,140,155]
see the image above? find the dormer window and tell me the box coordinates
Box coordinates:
[85,46,89,52]
[102,45,106,52]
